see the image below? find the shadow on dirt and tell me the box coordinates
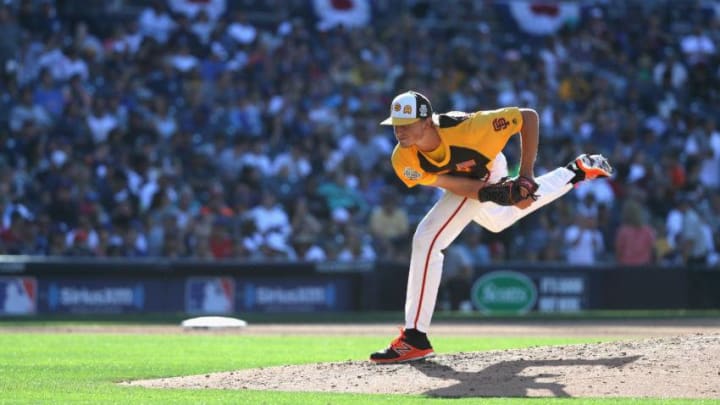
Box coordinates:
[411,355,642,398]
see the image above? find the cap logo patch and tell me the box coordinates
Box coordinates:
[492,117,509,131]
[403,167,422,180]
[402,104,413,114]
[393,103,401,112]
[419,104,428,117]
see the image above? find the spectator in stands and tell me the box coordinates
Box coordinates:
[190,11,215,45]
[0,6,21,67]
[680,26,716,67]
[47,230,67,256]
[167,14,202,55]
[0,211,27,254]
[709,228,720,266]
[653,48,688,90]
[289,196,323,241]
[86,98,119,144]
[10,87,52,132]
[169,0,226,22]
[615,200,656,265]
[192,233,214,259]
[459,228,491,266]
[700,191,720,233]
[256,232,296,261]
[576,192,599,218]
[149,96,177,140]
[226,11,256,45]
[33,69,64,117]
[162,232,188,258]
[208,219,233,259]
[0,0,715,267]
[564,212,604,265]
[272,143,312,182]
[675,196,711,266]
[369,189,409,259]
[139,0,175,44]
[337,228,375,262]
[317,170,368,224]
[65,216,99,254]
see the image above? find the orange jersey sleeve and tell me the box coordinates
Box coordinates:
[391,145,438,188]
[464,107,523,154]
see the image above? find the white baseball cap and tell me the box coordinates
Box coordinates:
[379,91,434,126]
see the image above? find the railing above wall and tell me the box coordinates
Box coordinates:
[0,255,322,275]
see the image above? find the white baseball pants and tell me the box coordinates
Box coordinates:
[405,153,575,332]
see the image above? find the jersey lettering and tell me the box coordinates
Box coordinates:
[455,160,477,171]
[417,146,491,180]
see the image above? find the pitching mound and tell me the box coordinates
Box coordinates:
[125,333,720,398]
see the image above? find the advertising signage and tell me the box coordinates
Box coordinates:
[46,280,145,313]
[0,277,37,315]
[471,270,587,314]
[238,278,353,312]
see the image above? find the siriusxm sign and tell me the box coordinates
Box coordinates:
[48,282,144,313]
[59,287,135,306]
[255,286,329,305]
[242,281,342,312]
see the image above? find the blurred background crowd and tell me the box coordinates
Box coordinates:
[0,0,718,271]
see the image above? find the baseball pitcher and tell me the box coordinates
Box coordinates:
[370,91,613,363]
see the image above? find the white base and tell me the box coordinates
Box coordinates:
[181,316,248,329]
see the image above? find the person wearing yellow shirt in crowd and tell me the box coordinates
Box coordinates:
[369,189,409,259]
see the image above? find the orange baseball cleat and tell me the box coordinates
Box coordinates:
[572,153,614,180]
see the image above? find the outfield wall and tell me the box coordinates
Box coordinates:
[0,257,717,315]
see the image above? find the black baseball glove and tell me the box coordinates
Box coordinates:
[478,176,539,206]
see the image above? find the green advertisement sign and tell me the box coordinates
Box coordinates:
[471,271,537,314]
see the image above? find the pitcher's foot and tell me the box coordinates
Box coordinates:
[369,328,434,364]
[567,153,613,184]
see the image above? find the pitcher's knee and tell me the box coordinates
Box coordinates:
[412,224,452,252]
[411,230,434,252]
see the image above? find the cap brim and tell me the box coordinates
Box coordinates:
[379,117,421,126]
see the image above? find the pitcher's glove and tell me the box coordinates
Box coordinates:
[478,176,539,206]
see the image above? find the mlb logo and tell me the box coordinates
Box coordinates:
[0,277,37,315]
[185,277,235,314]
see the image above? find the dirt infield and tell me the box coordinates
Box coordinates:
[126,333,720,398]
[112,319,720,399]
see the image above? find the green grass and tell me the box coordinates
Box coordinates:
[0,333,717,404]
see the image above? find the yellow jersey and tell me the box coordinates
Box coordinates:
[391,107,523,187]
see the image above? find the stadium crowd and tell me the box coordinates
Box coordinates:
[0,0,718,271]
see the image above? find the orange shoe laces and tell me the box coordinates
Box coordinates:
[389,327,407,348]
